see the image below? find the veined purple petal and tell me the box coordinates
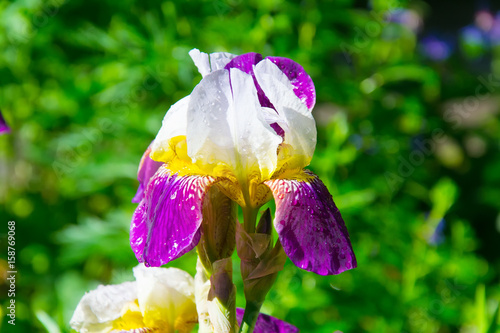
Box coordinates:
[130,166,215,267]
[266,57,316,111]
[224,53,316,112]
[224,53,314,139]
[265,170,356,276]
[224,52,263,75]
[225,53,274,109]
[132,184,146,204]
[132,144,164,203]
[270,123,285,138]
[236,308,299,333]
[0,110,10,134]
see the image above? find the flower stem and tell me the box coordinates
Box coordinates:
[242,206,258,234]
[238,206,264,333]
[238,301,263,333]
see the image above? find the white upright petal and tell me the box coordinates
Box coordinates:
[150,95,190,160]
[186,70,234,168]
[70,281,137,333]
[133,265,196,332]
[189,48,237,77]
[209,52,237,71]
[254,59,317,168]
[186,68,282,181]
[261,106,288,132]
[228,68,283,179]
[189,49,210,77]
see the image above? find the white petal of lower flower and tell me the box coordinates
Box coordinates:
[133,265,197,332]
[195,259,213,333]
[254,59,317,169]
[186,68,282,181]
[151,95,190,161]
[70,281,137,333]
[189,49,237,77]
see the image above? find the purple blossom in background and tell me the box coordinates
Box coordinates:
[488,12,500,45]
[416,9,500,62]
[388,8,423,33]
[0,110,10,134]
[420,35,453,61]
[428,218,446,246]
[461,25,487,47]
[475,10,495,32]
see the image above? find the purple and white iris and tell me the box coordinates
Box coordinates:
[131,49,356,276]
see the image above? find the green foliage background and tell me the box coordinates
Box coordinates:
[0,0,499,332]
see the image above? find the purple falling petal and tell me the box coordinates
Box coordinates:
[266,57,316,111]
[265,170,356,276]
[130,167,215,267]
[0,110,10,134]
[132,143,164,203]
[236,308,299,333]
[130,200,148,262]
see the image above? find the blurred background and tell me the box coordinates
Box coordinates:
[1,0,500,332]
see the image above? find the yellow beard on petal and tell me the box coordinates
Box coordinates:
[150,135,190,165]
[271,143,313,181]
[215,167,274,208]
[247,170,274,208]
[141,299,198,333]
[151,135,276,209]
[112,300,148,331]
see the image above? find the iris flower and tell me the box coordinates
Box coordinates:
[70,265,297,333]
[131,49,356,276]
[70,265,198,333]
